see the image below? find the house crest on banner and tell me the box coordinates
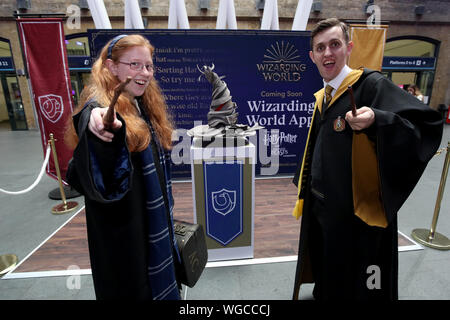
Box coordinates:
[38,94,64,123]
[212,188,236,216]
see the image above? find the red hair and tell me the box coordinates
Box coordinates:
[65,34,173,152]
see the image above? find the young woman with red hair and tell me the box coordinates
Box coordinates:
[65,34,180,300]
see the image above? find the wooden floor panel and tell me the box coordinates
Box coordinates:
[13,178,415,273]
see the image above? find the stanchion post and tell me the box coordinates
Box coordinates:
[412,141,450,250]
[48,133,78,215]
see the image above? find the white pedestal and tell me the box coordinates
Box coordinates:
[190,136,255,261]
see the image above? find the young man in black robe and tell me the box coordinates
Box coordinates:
[292,18,443,300]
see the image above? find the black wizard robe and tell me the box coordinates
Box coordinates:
[67,101,179,300]
[292,68,443,300]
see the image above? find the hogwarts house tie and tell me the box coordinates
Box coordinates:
[324,84,333,108]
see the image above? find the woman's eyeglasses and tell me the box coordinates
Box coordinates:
[118,61,154,72]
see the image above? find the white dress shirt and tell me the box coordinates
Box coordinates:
[323,65,353,100]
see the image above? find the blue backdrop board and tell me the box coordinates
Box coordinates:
[88,29,322,179]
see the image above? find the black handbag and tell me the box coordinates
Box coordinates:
[173,220,208,287]
[150,137,208,288]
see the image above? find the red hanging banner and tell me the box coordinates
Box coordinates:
[16,18,74,183]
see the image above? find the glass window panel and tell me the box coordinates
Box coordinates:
[0,40,11,57]
[391,72,417,86]
[66,37,90,56]
[7,76,27,130]
[384,39,435,57]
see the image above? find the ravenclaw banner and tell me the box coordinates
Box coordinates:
[348,24,388,71]
[16,18,74,183]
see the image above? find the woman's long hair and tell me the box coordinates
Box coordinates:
[65,34,173,152]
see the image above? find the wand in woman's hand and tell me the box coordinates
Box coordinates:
[103,76,132,131]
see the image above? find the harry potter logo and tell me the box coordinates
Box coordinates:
[256,41,306,82]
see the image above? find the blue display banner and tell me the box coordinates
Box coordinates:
[0,57,14,71]
[203,160,243,246]
[88,29,322,179]
[382,56,436,70]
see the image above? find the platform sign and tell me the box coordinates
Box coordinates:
[382,56,436,70]
[0,57,14,71]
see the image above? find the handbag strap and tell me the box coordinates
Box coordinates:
[149,136,178,249]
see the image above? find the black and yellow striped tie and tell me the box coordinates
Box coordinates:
[324,84,333,108]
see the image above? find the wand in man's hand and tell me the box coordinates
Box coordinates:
[103,76,132,130]
[347,85,357,116]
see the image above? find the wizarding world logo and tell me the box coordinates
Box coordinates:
[256,41,307,82]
